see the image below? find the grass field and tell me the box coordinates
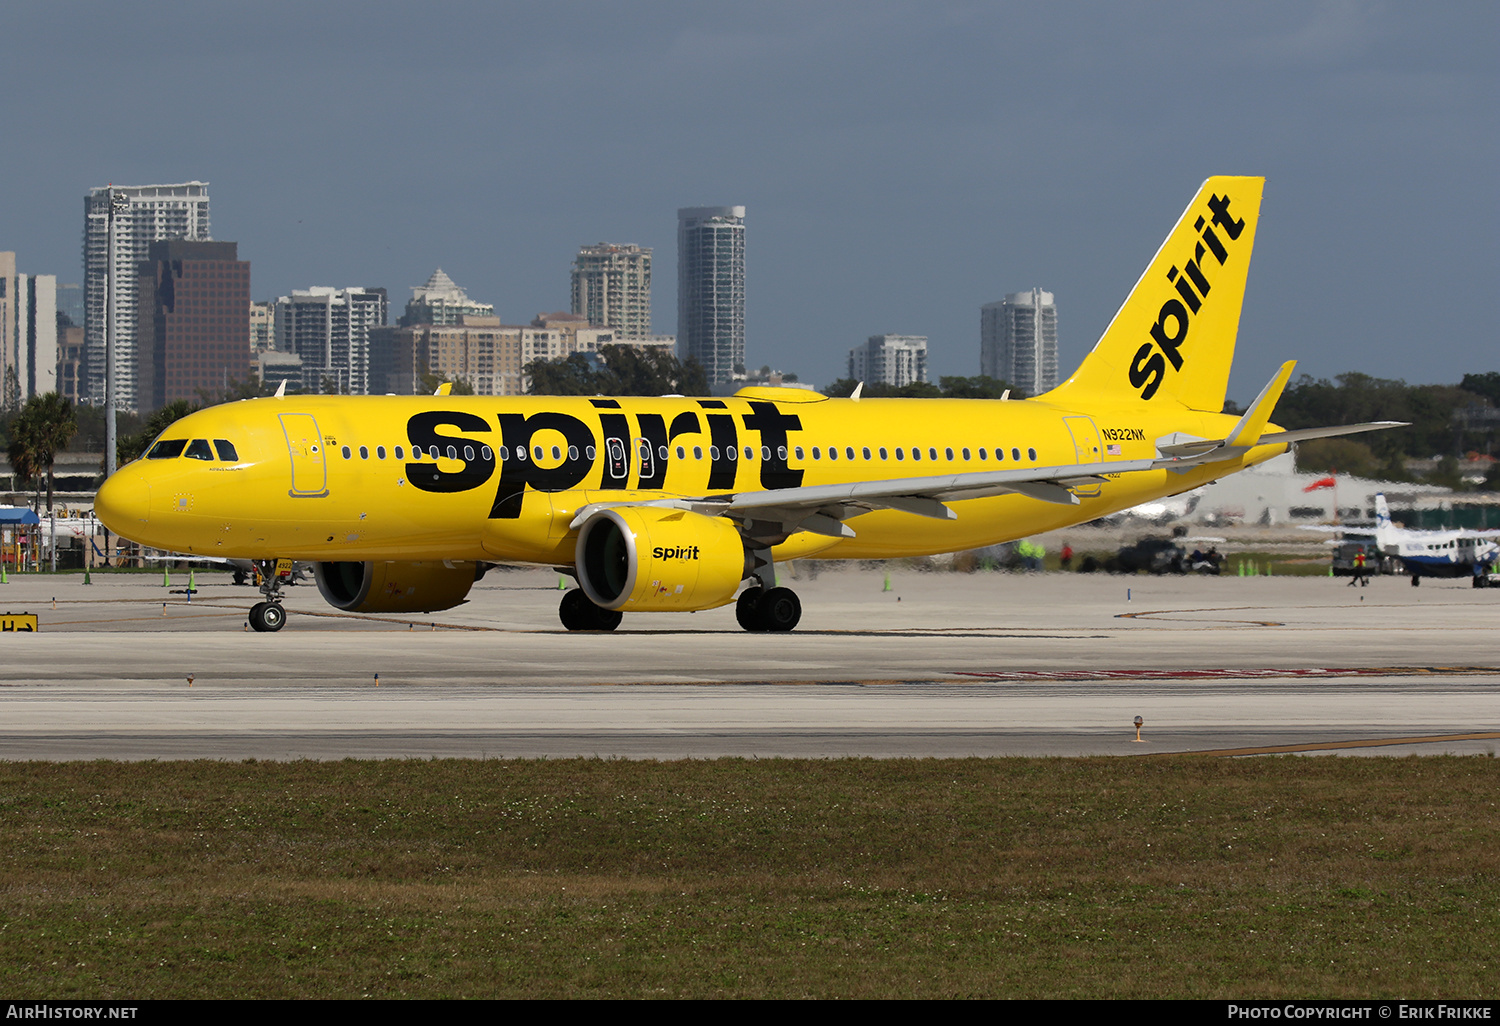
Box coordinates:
[1,757,1495,998]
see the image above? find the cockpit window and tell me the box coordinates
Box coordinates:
[147,439,188,460]
[213,439,239,461]
[184,439,215,461]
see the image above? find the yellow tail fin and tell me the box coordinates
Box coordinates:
[1043,176,1264,413]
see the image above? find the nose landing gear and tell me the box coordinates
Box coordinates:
[248,600,286,632]
[248,559,289,632]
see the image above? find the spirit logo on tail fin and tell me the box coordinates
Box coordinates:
[1130,193,1248,400]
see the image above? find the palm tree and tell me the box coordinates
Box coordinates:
[7,392,79,512]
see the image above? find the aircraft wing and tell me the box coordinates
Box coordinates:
[567,456,1152,540]
[568,364,1409,543]
[704,457,1163,536]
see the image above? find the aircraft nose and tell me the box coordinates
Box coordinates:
[95,467,151,533]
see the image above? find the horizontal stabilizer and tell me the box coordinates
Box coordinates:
[1257,423,1409,446]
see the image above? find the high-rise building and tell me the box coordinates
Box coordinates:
[571,244,652,338]
[250,301,275,353]
[57,317,85,407]
[981,289,1058,396]
[398,268,495,328]
[275,287,388,395]
[83,182,211,411]
[677,206,745,389]
[848,334,929,387]
[0,252,58,408]
[135,241,251,410]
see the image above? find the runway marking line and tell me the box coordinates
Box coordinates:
[956,666,1499,682]
[1162,732,1500,758]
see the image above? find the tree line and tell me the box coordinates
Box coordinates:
[1266,372,1500,487]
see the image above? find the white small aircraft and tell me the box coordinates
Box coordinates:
[1304,494,1500,587]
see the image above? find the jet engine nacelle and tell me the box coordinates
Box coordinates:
[576,507,747,612]
[314,560,478,614]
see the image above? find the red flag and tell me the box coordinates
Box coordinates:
[1303,476,1336,492]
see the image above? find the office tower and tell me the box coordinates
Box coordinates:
[398,268,495,327]
[250,301,275,353]
[56,317,85,406]
[274,287,387,395]
[135,241,251,410]
[677,206,745,388]
[571,244,652,338]
[0,252,58,407]
[981,288,1058,396]
[83,182,211,411]
[55,283,84,330]
[848,334,929,387]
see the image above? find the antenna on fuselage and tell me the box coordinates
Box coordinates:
[1000,389,1011,400]
[850,381,864,402]
[274,379,287,399]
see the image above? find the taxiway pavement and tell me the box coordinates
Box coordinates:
[1,567,1495,759]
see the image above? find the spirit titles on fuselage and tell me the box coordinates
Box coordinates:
[400,397,806,519]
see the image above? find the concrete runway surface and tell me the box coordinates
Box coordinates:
[1,566,1496,759]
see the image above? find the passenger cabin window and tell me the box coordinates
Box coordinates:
[212,439,239,461]
[147,439,188,460]
[184,439,214,461]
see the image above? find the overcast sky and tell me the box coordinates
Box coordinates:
[2,1,1494,401]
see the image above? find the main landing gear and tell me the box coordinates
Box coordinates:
[735,586,802,632]
[248,559,289,632]
[558,588,623,632]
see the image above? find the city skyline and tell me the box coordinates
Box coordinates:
[1,3,1493,403]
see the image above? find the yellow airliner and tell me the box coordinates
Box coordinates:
[96,177,1400,632]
